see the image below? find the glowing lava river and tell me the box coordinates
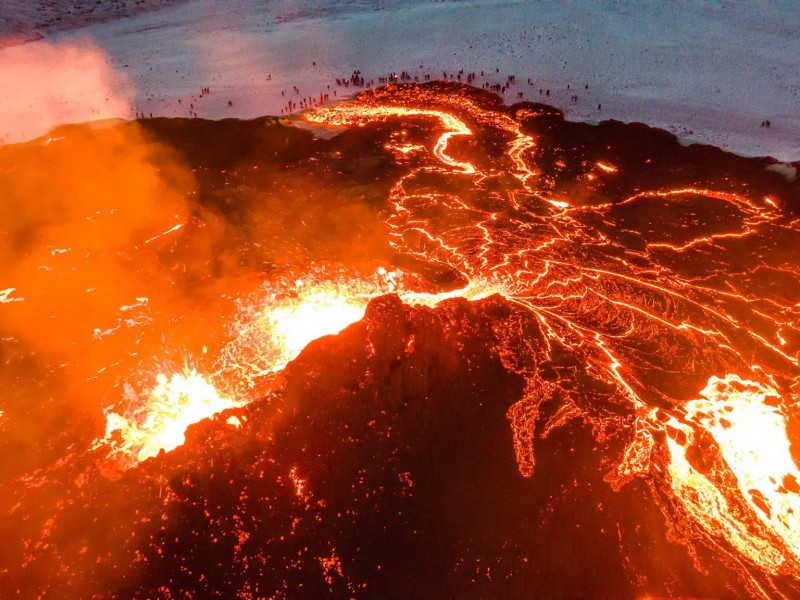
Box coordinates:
[1,82,799,598]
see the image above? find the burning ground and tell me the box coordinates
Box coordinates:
[1,82,800,598]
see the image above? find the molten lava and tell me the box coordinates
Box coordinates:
[104,369,242,464]
[664,374,800,574]
[266,288,366,362]
[102,269,499,466]
[103,84,800,588]
[302,85,800,592]
[3,82,800,598]
[102,280,374,465]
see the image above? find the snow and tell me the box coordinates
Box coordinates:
[1,0,798,162]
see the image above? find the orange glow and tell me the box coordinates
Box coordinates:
[102,269,499,465]
[664,374,800,573]
[34,84,792,589]
[217,273,388,388]
[307,104,476,173]
[8,70,800,599]
[98,281,352,465]
[304,94,800,590]
[259,285,368,369]
[595,161,618,173]
[306,93,800,498]
[219,269,501,389]
[104,369,242,464]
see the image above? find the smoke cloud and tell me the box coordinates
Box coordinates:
[0,38,133,144]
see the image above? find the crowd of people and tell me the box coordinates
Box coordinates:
[130,66,775,132]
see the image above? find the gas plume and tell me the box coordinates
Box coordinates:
[0,38,132,145]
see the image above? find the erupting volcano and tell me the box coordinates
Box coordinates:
[1,82,800,598]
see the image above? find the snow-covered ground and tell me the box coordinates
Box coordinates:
[1,0,798,162]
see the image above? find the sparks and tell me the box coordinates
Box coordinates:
[104,369,242,464]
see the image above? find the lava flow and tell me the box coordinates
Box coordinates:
[304,84,800,596]
[99,264,498,468]
[100,277,380,468]
[1,81,799,599]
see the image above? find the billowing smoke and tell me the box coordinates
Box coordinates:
[0,53,396,479]
[0,116,204,472]
[0,38,133,144]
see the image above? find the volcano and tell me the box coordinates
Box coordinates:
[1,82,799,598]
